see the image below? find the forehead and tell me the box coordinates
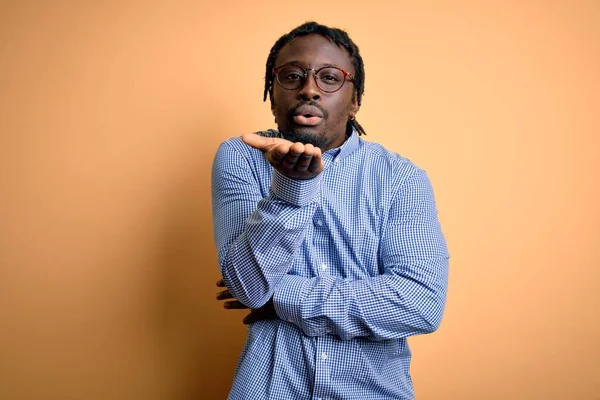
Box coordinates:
[274,34,354,73]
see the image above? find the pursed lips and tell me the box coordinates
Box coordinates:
[292,104,324,126]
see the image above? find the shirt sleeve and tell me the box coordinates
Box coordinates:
[211,141,322,309]
[272,168,449,341]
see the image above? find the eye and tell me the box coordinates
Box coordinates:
[321,74,340,82]
[285,72,303,81]
[317,68,343,85]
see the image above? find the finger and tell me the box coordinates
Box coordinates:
[295,143,315,171]
[281,143,304,168]
[224,300,248,309]
[290,142,305,156]
[216,279,225,287]
[216,289,233,300]
[243,311,275,324]
[243,312,257,325]
[307,147,323,173]
[266,143,293,165]
[241,133,273,151]
[242,133,289,152]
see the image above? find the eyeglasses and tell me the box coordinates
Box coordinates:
[272,63,354,93]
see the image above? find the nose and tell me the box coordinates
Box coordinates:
[298,70,321,101]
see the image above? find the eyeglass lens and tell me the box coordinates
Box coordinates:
[276,65,346,92]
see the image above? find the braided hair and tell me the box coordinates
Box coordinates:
[263,21,366,136]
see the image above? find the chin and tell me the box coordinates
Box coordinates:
[293,125,321,135]
[279,127,327,150]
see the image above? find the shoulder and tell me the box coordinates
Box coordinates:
[213,130,276,180]
[357,138,424,183]
[357,141,438,213]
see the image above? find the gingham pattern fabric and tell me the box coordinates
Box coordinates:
[212,129,449,400]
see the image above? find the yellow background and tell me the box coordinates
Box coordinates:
[1,1,598,399]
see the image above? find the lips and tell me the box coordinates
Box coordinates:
[292,104,324,126]
[293,115,322,126]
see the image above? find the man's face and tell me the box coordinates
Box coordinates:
[271,34,359,151]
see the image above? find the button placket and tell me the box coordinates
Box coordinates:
[313,337,331,400]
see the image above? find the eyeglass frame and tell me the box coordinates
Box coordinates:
[272,63,354,94]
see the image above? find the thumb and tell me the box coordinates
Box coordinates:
[242,132,287,152]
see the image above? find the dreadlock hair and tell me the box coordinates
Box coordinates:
[263,21,366,136]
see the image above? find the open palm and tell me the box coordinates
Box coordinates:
[242,133,324,180]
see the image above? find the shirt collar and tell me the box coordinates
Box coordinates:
[323,127,360,164]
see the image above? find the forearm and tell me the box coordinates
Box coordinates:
[219,195,318,308]
[274,168,449,340]
[273,255,448,340]
[213,141,322,308]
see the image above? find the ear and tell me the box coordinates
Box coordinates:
[269,92,276,114]
[350,90,360,117]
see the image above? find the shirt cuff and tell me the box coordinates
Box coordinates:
[271,170,322,207]
[273,275,311,324]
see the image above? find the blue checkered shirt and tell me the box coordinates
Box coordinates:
[212,129,449,400]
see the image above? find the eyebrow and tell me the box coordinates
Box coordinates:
[281,61,342,69]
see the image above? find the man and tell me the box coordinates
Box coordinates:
[212,21,449,400]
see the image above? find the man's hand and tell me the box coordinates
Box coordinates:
[216,278,248,310]
[216,279,278,325]
[242,133,324,180]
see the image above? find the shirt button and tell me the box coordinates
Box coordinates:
[321,263,327,271]
[321,352,327,360]
[316,220,323,226]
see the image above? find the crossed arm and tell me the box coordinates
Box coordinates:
[212,133,449,340]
